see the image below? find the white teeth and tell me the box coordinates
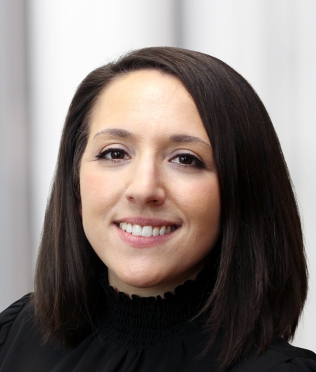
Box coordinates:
[132,224,142,236]
[159,226,166,235]
[120,222,127,231]
[119,223,176,237]
[142,226,153,237]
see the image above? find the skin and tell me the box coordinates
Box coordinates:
[79,69,221,297]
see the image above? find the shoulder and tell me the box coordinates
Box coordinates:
[268,338,316,371]
[0,293,33,352]
[234,338,316,372]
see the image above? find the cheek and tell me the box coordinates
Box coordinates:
[198,188,220,222]
[181,178,221,231]
[79,164,115,216]
[80,172,103,204]
[79,168,127,215]
[177,176,220,209]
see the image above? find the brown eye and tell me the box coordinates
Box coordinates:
[171,153,205,169]
[106,150,126,159]
[178,155,194,165]
[96,148,130,161]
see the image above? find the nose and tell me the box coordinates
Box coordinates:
[125,157,166,206]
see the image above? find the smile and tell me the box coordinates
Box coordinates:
[119,223,178,237]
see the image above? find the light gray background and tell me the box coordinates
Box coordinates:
[1,0,315,351]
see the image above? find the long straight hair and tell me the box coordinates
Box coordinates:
[34,47,307,370]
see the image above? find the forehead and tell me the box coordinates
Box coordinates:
[88,69,210,143]
[93,69,194,112]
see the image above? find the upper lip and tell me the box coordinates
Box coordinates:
[114,217,182,227]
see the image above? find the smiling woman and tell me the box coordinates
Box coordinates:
[79,70,220,297]
[0,47,315,372]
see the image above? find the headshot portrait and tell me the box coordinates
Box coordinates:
[1,2,315,372]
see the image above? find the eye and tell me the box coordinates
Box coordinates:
[171,153,205,169]
[96,148,130,161]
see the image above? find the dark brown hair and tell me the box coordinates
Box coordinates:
[34,47,307,369]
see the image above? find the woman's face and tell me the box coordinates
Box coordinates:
[79,69,220,296]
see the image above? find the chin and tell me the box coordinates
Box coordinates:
[124,272,166,289]
[110,266,173,296]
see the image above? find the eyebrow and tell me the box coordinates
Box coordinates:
[93,128,135,140]
[93,128,211,148]
[169,134,211,148]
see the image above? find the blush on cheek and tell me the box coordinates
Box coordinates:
[80,171,105,198]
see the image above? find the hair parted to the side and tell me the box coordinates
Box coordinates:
[33,47,307,370]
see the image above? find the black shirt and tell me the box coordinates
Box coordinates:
[1,268,316,371]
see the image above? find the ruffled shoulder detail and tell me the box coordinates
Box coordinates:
[236,339,316,371]
[271,357,316,371]
[0,293,32,351]
[269,339,316,371]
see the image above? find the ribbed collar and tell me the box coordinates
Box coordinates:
[98,264,216,347]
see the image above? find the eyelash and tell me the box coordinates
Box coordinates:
[96,148,129,162]
[96,148,205,169]
[170,153,205,169]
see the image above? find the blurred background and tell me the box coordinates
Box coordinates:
[0,0,315,350]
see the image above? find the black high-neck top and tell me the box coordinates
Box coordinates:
[98,265,213,350]
[1,266,316,371]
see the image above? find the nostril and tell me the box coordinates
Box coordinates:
[124,181,166,205]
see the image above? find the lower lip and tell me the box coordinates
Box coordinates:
[114,224,178,248]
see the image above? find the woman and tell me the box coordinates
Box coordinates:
[0,47,315,371]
